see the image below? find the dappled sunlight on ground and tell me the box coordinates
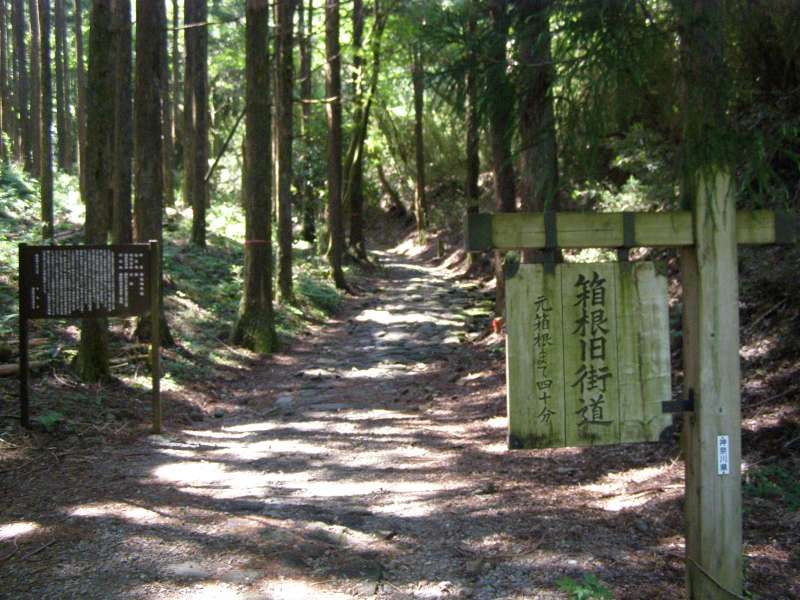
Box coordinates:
[0,521,41,541]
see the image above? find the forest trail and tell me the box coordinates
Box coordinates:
[2,246,689,600]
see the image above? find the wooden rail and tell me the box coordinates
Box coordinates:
[466,210,797,251]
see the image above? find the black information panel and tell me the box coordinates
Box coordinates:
[19,244,152,319]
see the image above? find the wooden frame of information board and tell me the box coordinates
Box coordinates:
[18,241,162,433]
[465,181,798,600]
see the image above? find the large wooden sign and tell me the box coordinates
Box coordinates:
[18,242,162,433]
[505,261,671,448]
[19,244,152,319]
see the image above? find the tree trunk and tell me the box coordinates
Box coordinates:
[411,46,426,238]
[515,0,559,264]
[134,0,172,346]
[0,0,9,163]
[487,0,516,316]
[59,0,71,169]
[77,0,113,383]
[344,0,367,260]
[160,0,174,206]
[276,0,295,302]
[55,0,71,170]
[38,0,53,241]
[170,0,180,176]
[111,0,132,243]
[74,0,86,196]
[232,0,276,353]
[377,162,407,219]
[298,0,315,244]
[324,0,347,289]
[11,0,30,169]
[28,0,41,176]
[184,0,208,247]
[464,8,480,271]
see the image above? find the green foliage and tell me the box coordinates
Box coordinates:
[32,410,66,432]
[745,465,800,511]
[557,573,614,600]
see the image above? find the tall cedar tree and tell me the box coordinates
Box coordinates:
[514,0,559,263]
[411,45,426,236]
[134,0,172,344]
[38,0,53,241]
[160,0,175,206]
[55,0,72,170]
[298,0,315,243]
[74,0,86,195]
[28,0,41,175]
[276,0,295,302]
[111,0,132,243]
[184,0,208,247]
[77,0,113,382]
[325,0,347,289]
[232,0,276,353]
[464,8,479,215]
[487,0,516,315]
[345,0,386,259]
[0,1,8,163]
[11,0,31,170]
[171,0,180,171]
[344,0,364,256]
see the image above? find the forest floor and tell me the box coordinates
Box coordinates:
[1,235,799,599]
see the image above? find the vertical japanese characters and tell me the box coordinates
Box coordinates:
[571,271,613,428]
[532,294,555,424]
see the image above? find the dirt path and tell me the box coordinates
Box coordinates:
[0,248,697,599]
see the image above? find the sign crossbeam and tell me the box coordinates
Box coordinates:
[466,210,797,252]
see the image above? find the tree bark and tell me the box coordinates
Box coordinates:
[74,0,86,196]
[134,0,172,346]
[411,46,426,237]
[11,0,31,170]
[111,0,132,243]
[232,0,276,353]
[160,0,175,206]
[514,0,559,264]
[276,0,295,302]
[0,0,9,163]
[298,0,315,244]
[38,0,53,241]
[346,2,386,259]
[171,0,180,174]
[77,0,113,382]
[55,0,71,170]
[487,0,516,315]
[184,0,208,247]
[325,0,347,289]
[28,0,41,176]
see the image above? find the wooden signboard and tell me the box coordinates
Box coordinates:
[18,242,162,432]
[506,262,671,449]
[19,244,152,319]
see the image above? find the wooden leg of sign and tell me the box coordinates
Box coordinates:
[150,241,162,434]
[19,316,30,428]
[681,173,743,599]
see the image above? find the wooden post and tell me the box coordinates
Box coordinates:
[149,240,162,434]
[18,244,29,428]
[681,173,743,598]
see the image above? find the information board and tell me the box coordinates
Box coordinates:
[17,242,162,433]
[19,244,152,319]
[505,261,672,448]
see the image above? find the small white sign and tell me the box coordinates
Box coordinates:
[717,435,730,475]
